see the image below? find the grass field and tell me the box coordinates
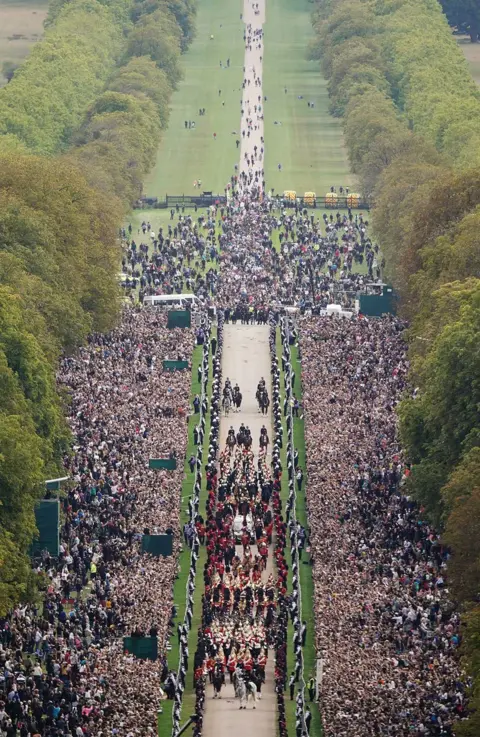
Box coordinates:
[457,36,480,87]
[144,0,244,197]
[0,0,47,86]
[263,0,353,197]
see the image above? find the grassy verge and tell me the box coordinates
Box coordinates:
[158,334,213,735]
[144,0,244,197]
[263,0,354,197]
[276,327,322,737]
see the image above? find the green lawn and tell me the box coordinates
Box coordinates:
[144,0,244,198]
[263,0,354,197]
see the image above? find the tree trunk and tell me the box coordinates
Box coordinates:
[469,14,479,42]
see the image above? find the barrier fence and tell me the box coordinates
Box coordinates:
[134,194,369,210]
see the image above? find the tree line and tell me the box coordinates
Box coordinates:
[0,0,197,613]
[310,1,480,733]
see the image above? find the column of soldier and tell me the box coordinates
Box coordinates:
[269,314,289,737]
[280,316,310,737]
[192,316,282,727]
[192,311,224,737]
[171,318,211,737]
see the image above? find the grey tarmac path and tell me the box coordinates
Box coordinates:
[239,0,265,188]
[203,323,276,737]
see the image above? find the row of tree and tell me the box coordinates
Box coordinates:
[310,1,480,733]
[0,0,197,612]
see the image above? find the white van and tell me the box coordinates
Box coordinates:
[320,304,354,319]
[142,293,199,308]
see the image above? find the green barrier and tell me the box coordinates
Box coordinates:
[45,476,69,491]
[167,310,191,329]
[358,285,397,316]
[142,534,174,557]
[163,360,189,371]
[149,458,177,470]
[32,499,60,556]
[123,636,158,660]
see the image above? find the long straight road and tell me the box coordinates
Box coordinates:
[202,0,274,732]
[239,0,265,189]
[202,322,276,737]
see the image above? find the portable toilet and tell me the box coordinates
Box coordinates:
[325,192,338,208]
[304,191,316,206]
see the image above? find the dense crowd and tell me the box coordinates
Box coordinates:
[300,315,464,736]
[115,182,465,737]
[0,72,465,735]
[121,197,382,318]
[0,310,194,736]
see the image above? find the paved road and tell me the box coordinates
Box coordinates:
[239,0,265,188]
[203,323,276,737]
[202,1,273,732]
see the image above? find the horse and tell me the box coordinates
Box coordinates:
[233,668,247,709]
[222,394,232,416]
[258,389,270,415]
[233,668,257,709]
[259,432,269,450]
[233,389,242,412]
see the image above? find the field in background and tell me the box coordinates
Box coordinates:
[263,0,353,197]
[0,0,47,86]
[457,36,480,87]
[144,0,244,197]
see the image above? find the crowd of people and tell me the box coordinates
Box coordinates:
[121,198,382,323]
[0,309,195,736]
[0,191,466,737]
[0,0,467,731]
[300,316,464,736]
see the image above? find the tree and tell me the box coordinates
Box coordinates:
[372,155,444,291]
[127,11,183,86]
[399,294,480,524]
[2,61,18,83]
[0,1,125,153]
[442,446,480,511]
[443,489,480,604]
[0,528,33,616]
[440,0,480,42]
[456,606,480,737]
[109,56,172,127]
[0,153,122,342]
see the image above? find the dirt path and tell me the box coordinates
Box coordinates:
[203,323,276,737]
[239,0,265,188]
